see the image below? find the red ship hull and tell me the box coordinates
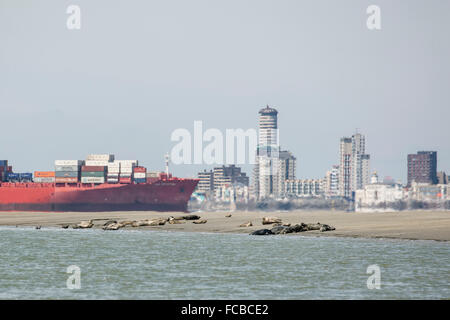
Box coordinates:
[0,179,198,212]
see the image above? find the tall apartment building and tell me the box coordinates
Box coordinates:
[407,151,438,186]
[277,150,296,197]
[339,137,352,198]
[339,132,370,198]
[252,106,297,199]
[253,105,280,199]
[325,165,339,197]
[197,170,214,193]
[351,133,370,191]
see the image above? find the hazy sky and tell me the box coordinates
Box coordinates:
[1,0,449,183]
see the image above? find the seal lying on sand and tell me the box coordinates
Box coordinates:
[176,215,201,220]
[73,220,93,229]
[250,229,274,235]
[239,221,253,227]
[262,217,282,225]
[168,217,186,224]
[192,219,207,224]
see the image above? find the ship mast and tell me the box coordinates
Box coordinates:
[165,153,170,176]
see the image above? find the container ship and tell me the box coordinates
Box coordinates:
[0,155,198,212]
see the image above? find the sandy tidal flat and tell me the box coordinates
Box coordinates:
[0,210,449,241]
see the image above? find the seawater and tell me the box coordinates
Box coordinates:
[0,226,448,299]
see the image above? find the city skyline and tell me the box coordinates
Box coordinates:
[1,1,449,183]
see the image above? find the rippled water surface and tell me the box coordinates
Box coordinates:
[0,227,448,299]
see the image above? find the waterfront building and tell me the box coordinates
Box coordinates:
[213,165,249,191]
[437,171,448,185]
[355,181,405,212]
[277,150,296,198]
[339,132,370,198]
[197,170,214,193]
[409,182,448,201]
[324,165,339,197]
[197,165,249,197]
[407,151,438,187]
[253,106,280,199]
[285,179,324,197]
[252,106,297,200]
[339,137,352,198]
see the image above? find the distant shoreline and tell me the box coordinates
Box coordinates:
[0,210,449,241]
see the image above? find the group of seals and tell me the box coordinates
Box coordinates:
[62,214,206,231]
[251,221,336,236]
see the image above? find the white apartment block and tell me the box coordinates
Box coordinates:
[325,165,339,197]
[285,179,324,197]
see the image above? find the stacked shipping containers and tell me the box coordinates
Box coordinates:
[0,160,30,182]
[34,171,56,183]
[81,166,106,184]
[82,154,113,184]
[0,160,7,182]
[116,160,138,184]
[133,167,147,184]
[1,155,153,185]
[146,171,172,183]
[18,173,33,182]
[146,171,160,184]
[55,160,83,183]
[107,162,120,183]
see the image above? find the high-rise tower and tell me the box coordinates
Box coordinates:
[339,137,352,198]
[339,132,370,198]
[253,106,280,199]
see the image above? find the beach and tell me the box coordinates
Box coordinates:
[0,210,449,241]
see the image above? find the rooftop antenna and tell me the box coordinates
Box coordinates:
[165,153,170,176]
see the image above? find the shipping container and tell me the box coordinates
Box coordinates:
[81,166,106,172]
[19,173,33,180]
[0,160,8,167]
[81,171,105,178]
[86,154,115,162]
[34,171,55,178]
[55,177,78,183]
[85,160,110,166]
[55,160,83,166]
[55,165,80,172]
[34,177,56,183]
[115,160,138,164]
[55,171,79,178]
[81,177,105,184]
[7,166,12,172]
[133,167,146,173]
[119,177,132,184]
[146,171,161,178]
[134,178,146,184]
[7,173,19,181]
[119,174,132,178]
[133,172,146,179]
